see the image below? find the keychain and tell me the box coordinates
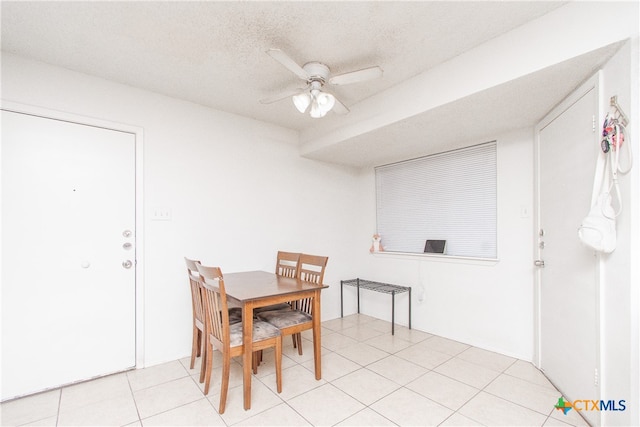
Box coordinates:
[601,114,625,154]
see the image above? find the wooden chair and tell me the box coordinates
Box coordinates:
[196,264,283,414]
[257,253,328,356]
[185,257,242,383]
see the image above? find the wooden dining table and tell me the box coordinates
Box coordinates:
[222,270,328,410]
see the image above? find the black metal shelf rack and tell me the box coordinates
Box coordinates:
[340,278,411,335]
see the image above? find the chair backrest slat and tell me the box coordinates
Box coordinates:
[294,297,313,314]
[275,251,300,278]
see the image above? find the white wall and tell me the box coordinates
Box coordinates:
[351,129,535,360]
[1,53,362,367]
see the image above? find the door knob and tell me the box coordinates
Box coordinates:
[122,260,133,269]
[534,260,545,267]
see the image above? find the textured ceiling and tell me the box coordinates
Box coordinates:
[2,1,565,128]
[0,1,617,167]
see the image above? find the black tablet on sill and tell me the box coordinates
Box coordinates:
[424,239,446,254]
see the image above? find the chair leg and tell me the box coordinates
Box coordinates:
[275,337,282,394]
[199,342,207,383]
[203,341,213,395]
[196,329,202,357]
[291,334,297,348]
[296,333,303,355]
[190,325,198,369]
[219,352,231,414]
[199,332,208,384]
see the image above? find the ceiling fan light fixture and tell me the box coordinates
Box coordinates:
[310,101,329,118]
[292,92,311,113]
[296,86,335,118]
[316,92,335,112]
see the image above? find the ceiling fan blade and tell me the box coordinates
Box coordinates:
[266,49,309,81]
[329,66,383,85]
[331,95,350,115]
[259,87,305,105]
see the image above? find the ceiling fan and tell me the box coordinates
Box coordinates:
[261,48,383,118]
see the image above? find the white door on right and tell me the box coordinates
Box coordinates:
[536,77,599,426]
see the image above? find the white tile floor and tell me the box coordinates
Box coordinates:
[1,314,590,426]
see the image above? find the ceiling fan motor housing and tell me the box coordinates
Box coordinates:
[303,62,331,84]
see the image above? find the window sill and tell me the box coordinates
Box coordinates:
[370,251,499,265]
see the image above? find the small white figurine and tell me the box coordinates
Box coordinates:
[370,233,384,253]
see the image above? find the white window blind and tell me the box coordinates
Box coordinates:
[375,142,497,258]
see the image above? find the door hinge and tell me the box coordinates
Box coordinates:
[594,367,599,386]
[592,115,596,132]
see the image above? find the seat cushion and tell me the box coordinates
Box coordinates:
[229,320,281,347]
[228,307,243,324]
[219,308,243,325]
[254,303,291,313]
[257,309,312,329]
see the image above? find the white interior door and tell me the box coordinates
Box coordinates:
[1,110,136,400]
[536,80,600,425]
